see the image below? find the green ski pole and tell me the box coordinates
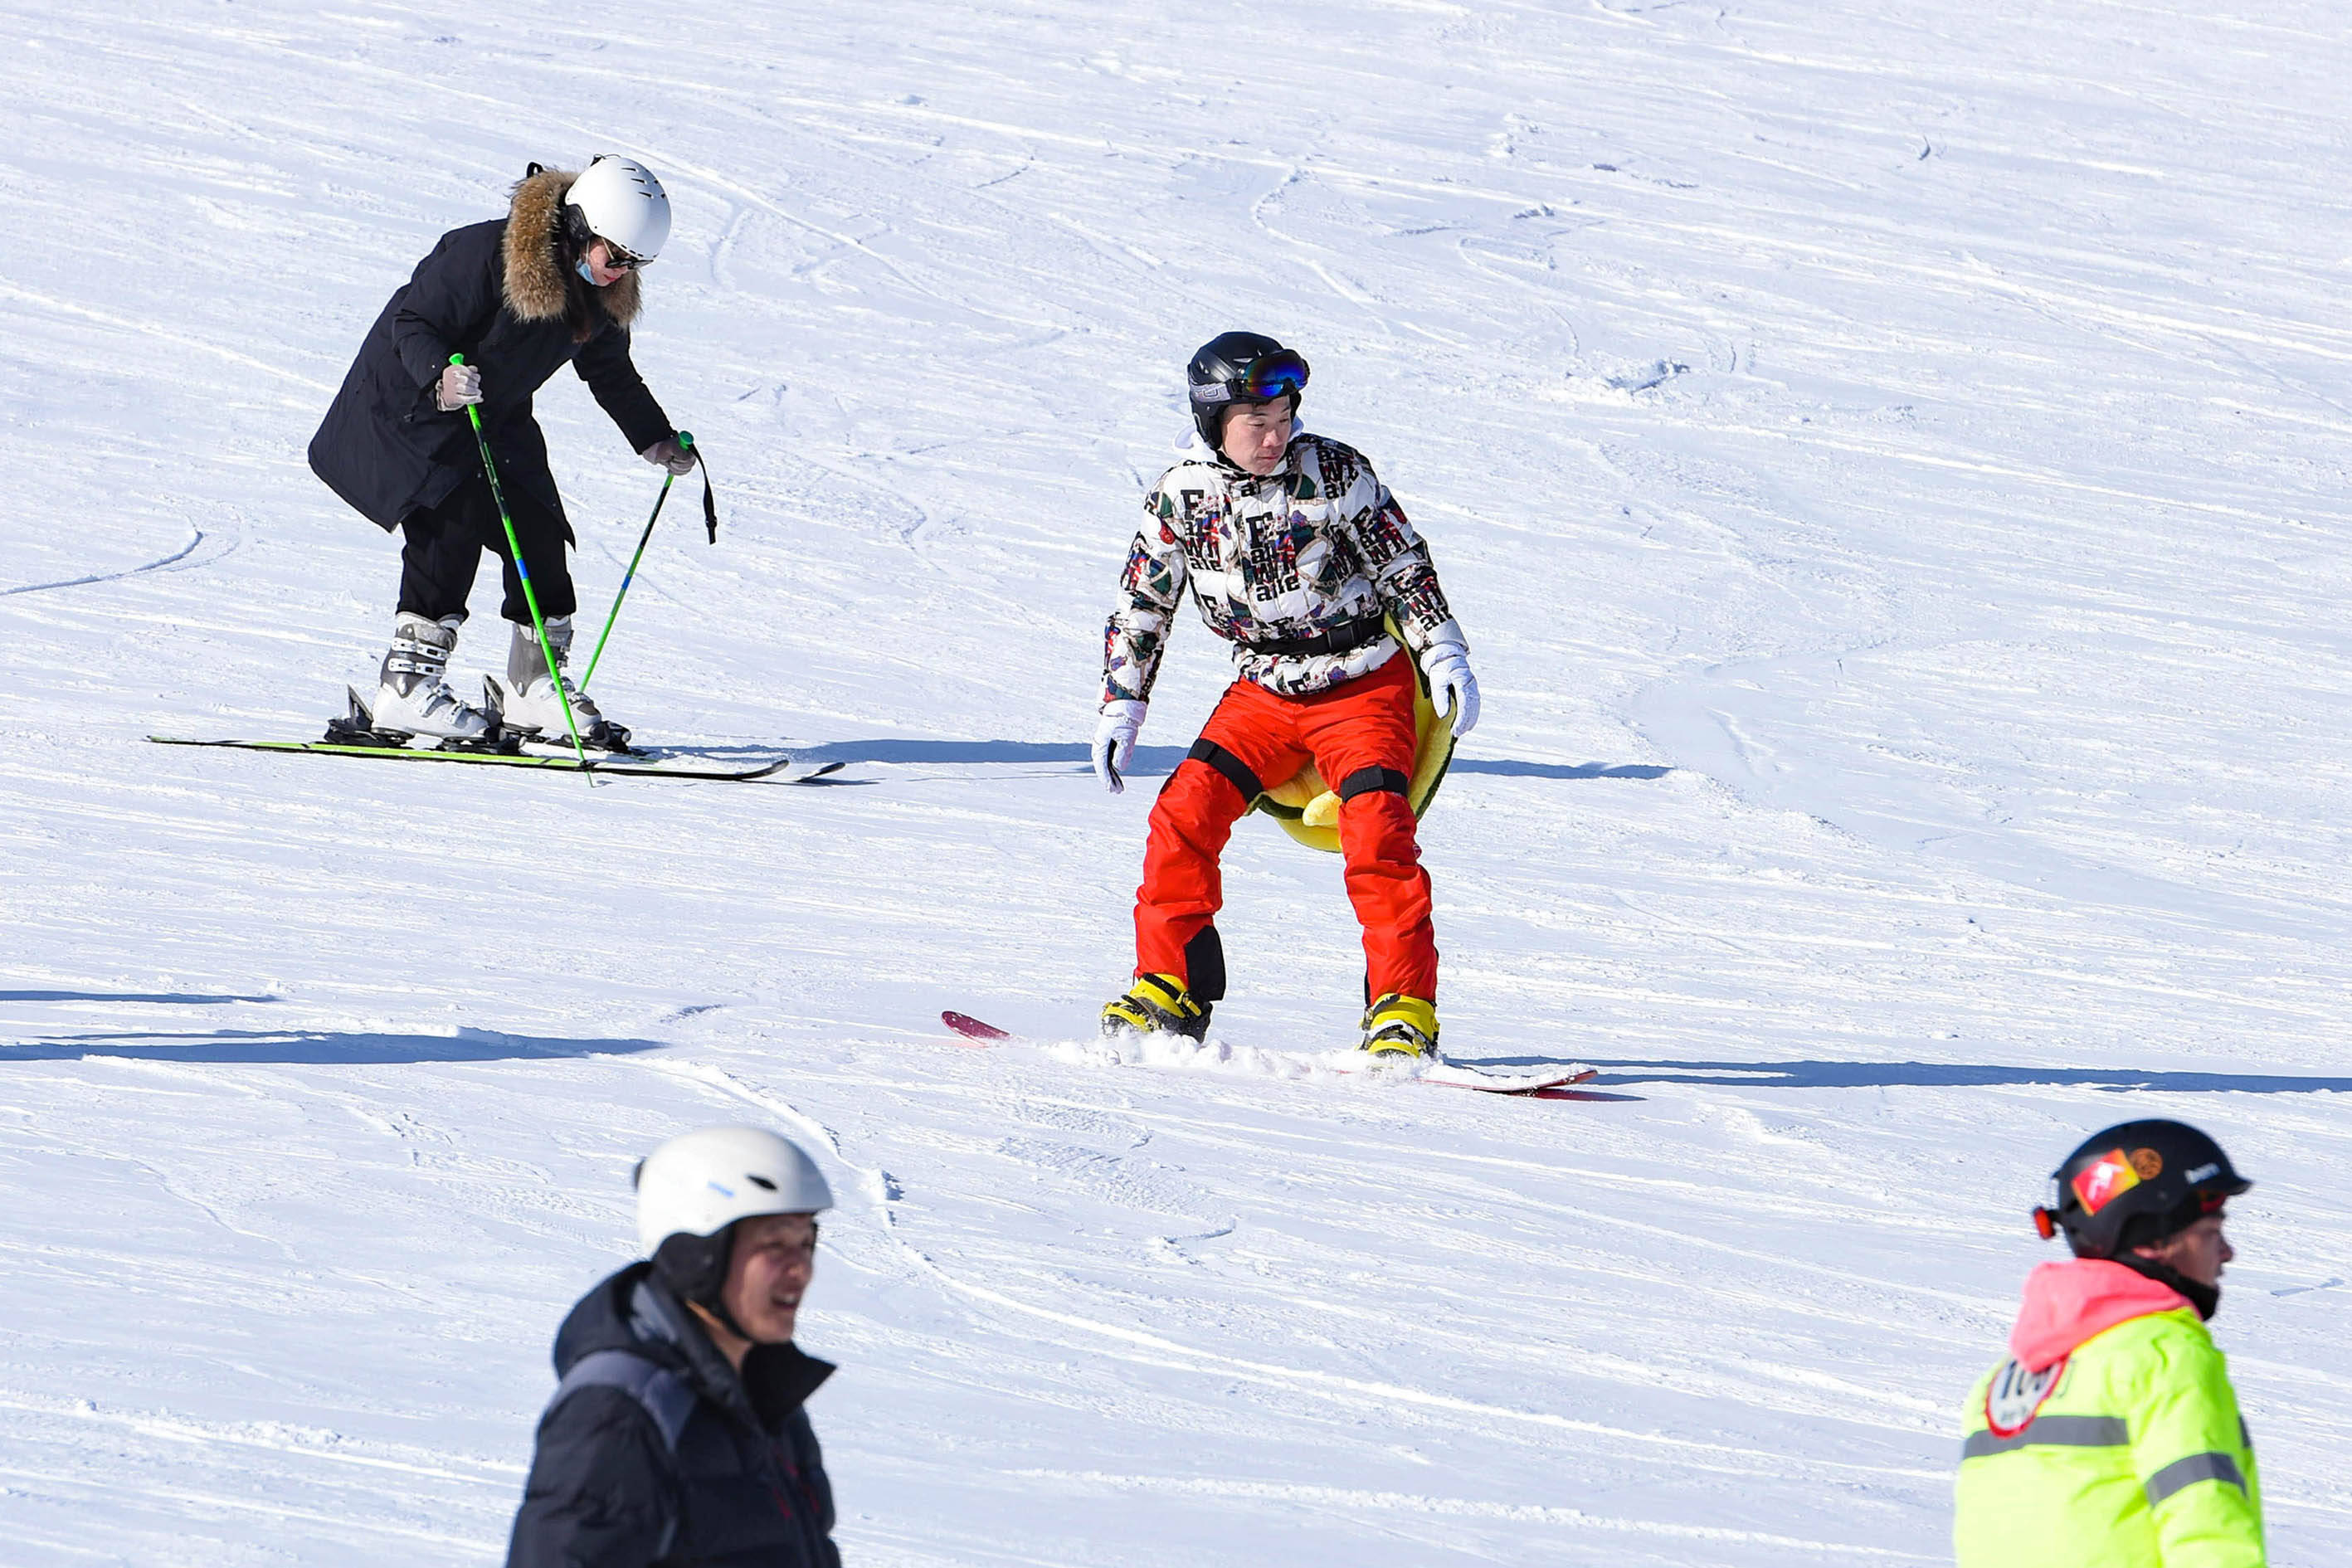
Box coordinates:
[450,353,591,770]
[582,431,690,691]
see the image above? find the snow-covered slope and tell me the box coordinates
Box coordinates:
[4,2,2350,1562]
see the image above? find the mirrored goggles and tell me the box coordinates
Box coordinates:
[1235,348,1309,400]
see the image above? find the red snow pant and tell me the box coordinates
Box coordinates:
[1134,654,1438,1002]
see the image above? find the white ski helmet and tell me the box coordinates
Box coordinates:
[634,1125,833,1256]
[565,154,671,262]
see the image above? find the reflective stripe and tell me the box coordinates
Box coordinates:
[1962,1415,2130,1458]
[2145,1451,2246,1505]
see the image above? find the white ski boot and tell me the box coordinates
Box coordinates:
[368,613,498,743]
[485,616,631,751]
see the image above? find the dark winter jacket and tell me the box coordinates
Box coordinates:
[309,167,674,533]
[505,1264,842,1568]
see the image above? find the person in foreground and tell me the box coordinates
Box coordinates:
[1955,1118,2262,1567]
[309,154,697,749]
[505,1127,841,1568]
[1093,331,1478,1058]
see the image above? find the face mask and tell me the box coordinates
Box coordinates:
[577,257,601,285]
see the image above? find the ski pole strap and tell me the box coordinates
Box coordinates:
[696,444,718,543]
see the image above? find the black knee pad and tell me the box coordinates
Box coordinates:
[1174,738,1264,806]
[1184,924,1228,1004]
[1337,765,1411,801]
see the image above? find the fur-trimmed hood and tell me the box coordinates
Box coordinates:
[503,167,643,328]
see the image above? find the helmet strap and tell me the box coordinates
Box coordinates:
[702,1294,752,1343]
[701,1224,738,1311]
[686,1224,755,1343]
[560,202,597,259]
[652,1223,750,1338]
[2113,1251,2219,1321]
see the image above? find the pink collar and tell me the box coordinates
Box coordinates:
[2010,1259,2191,1371]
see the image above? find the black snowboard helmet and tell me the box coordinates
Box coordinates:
[2035,1119,2250,1259]
[1187,330,1310,449]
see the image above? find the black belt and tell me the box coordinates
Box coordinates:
[1247,618,1389,658]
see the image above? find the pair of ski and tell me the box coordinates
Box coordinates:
[149,689,845,784]
[942,1010,1603,1100]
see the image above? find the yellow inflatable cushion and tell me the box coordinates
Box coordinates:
[1252,630,1456,855]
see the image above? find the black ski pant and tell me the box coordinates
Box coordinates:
[397,475,575,626]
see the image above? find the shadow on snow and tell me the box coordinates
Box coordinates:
[1557,1059,2352,1094]
[794,738,1671,782]
[1,989,278,1004]
[1445,760,1671,781]
[2,1027,660,1066]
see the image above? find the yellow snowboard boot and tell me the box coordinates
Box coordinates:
[1101,973,1211,1040]
[1360,994,1440,1059]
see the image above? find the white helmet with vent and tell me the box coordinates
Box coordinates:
[634,1125,832,1255]
[565,154,672,261]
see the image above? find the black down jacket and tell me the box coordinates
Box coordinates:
[309,166,673,533]
[505,1264,842,1568]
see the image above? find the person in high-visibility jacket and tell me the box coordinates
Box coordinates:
[1956,1118,2262,1567]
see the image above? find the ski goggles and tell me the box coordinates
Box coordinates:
[1192,348,1312,405]
[597,239,653,271]
[563,204,654,270]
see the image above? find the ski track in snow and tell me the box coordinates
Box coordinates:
[5,1,2352,1563]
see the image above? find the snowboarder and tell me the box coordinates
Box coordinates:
[505,1126,842,1568]
[1093,332,1478,1057]
[1955,1118,2264,1567]
[309,155,698,748]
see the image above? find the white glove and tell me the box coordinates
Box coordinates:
[436,361,482,411]
[640,436,698,476]
[1093,700,1147,793]
[1419,641,1479,738]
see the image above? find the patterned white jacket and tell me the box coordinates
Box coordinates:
[1103,429,1463,702]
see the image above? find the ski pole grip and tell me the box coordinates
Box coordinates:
[679,431,693,449]
[448,353,485,431]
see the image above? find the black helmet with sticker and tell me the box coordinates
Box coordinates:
[2035,1119,2250,1259]
[1186,330,1310,449]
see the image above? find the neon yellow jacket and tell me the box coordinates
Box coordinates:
[1955,1259,2262,1567]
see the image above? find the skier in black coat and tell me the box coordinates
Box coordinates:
[507,1127,843,1568]
[309,156,696,747]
